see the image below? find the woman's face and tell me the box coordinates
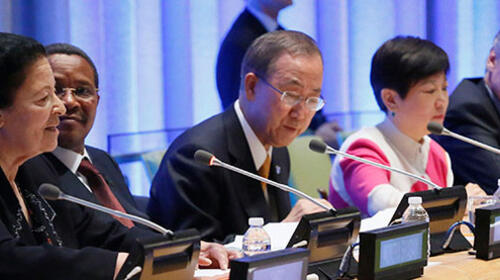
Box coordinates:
[0,57,65,160]
[391,71,449,142]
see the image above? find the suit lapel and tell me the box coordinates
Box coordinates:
[45,153,97,203]
[223,107,272,222]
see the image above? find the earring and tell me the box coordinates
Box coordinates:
[391,111,395,117]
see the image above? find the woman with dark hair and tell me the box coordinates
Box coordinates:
[0,32,146,279]
[328,36,485,217]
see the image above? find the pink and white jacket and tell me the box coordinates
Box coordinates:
[328,118,453,217]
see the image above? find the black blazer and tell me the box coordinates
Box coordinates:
[0,159,149,280]
[25,146,147,226]
[216,9,268,109]
[147,106,291,242]
[434,78,500,194]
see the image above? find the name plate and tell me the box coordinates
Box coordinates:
[229,248,309,280]
[359,221,429,280]
[474,203,500,260]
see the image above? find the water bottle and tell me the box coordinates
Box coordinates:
[242,217,271,256]
[402,196,430,258]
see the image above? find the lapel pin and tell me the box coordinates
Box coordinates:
[275,165,281,175]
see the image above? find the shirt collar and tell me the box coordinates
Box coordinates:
[485,79,500,114]
[377,117,430,165]
[234,100,272,170]
[246,6,279,32]
[52,146,92,174]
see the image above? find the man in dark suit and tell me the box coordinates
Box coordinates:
[216,0,342,147]
[148,30,332,242]
[25,43,239,269]
[435,31,500,194]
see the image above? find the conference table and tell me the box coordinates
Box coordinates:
[195,228,500,280]
[421,251,500,279]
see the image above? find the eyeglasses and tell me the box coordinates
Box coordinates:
[55,86,98,100]
[255,74,325,111]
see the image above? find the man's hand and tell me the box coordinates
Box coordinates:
[198,241,243,270]
[315,121,342,149]
[282,199,333,223]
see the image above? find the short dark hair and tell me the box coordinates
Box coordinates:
[45,43,99,88]
[240,30,322,84]
[0,32,47,109]
[370,36,449,112]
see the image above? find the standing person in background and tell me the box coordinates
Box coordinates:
[434,30,500,195]
[216,0,342,148]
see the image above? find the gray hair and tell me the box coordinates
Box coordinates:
[493,30,500,56]
[240,30,322,87]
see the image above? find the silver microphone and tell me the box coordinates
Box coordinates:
[193,150,336,213]
[38,183,173,236]
[309,139,443,190]
[427,121,500,155]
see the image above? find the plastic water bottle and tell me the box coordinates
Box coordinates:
[402,196,430,259]
[242,217,271,256]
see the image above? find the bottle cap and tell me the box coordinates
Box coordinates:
[408,196,422,205]
[249,217,264,226]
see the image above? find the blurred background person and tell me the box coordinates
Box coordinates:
[435,30,500,195]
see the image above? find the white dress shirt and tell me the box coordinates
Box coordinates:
[52,146,94,193]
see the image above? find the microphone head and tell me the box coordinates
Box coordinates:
[427,122,444,135]
[309,139,328,154]
[38,183,62,200]
[194,150,216,166]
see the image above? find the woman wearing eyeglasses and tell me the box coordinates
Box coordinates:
[328,36,485,217]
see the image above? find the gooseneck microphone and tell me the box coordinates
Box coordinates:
[309,139,443,190]
[39,183,173,236]
[427,121,500,155]
[194,150,336,213]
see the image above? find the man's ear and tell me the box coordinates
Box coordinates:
[381,88,399,112]
[486,49,497,73]
[244,73,258,101]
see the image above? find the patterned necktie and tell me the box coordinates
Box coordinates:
[78,158,134,228]
[258,155,271,203]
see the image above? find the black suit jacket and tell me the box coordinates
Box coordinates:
[215,9,326,129]
[147,107,291,242]
[434,78,500,194]
[0,158,150,280]
[26,146,147,224]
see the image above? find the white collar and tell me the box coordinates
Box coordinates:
[234,100,272,170]
[377,118,430,170]
[52,146,92,174]
[246,5,278,32]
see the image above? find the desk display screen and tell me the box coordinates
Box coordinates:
[377,231,426,271]
[249,260,304,280]
[491,214,500,244]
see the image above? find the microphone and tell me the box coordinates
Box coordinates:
[193,150,336,213]
[427,121,500,155]
[39,183,173,236]
[309,139,443,190]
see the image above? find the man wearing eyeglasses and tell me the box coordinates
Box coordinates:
[24,43,240,270]
[148,30,332,242]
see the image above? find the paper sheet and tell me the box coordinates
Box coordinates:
[193,269,229,280]
[225,222,299,251]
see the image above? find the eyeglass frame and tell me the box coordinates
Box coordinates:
[253,73,325,112]
[55,86,99,100]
